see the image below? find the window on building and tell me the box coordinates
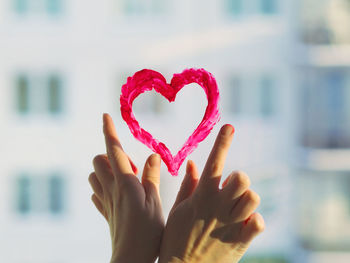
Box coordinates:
[14,0,62,15]
[260,0,277,14]
[227,0,243,15]
[259,76,276,116]
[15,73,64,116]
[14,0,28,14]
[123,0,164,15]
[49,174,64,213]
[47,0,62,15]
[48,75,62,114]
[300,68,350,148]
[229,76,242,114]
[16,74,30,114]
[15,173,66,215]
[16,175,31,214]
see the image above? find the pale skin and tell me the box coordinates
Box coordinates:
[89,113,264,263]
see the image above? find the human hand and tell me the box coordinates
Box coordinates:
[89,113,164,263]
[159,124,265,263]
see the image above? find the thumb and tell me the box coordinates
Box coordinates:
[171,160,199,213]
[142,154,161,199]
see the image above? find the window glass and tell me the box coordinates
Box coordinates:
[300,68,350,148]
[48,75,62,114]
[123,0,163,15]
[260,76,275,116]
[16,175,31,214]
[16,75,30,114]
[15,173,66,215]
[227,0,242,15]
[124,0,144,15]
[261,0,277,14]
[47,0,62,15]
[14,0,28,14]
[49,175,64,214]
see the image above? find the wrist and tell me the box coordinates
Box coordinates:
[167,258,184,263]
[111,253,156,263]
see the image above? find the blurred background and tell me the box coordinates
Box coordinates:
[0,0,350,262]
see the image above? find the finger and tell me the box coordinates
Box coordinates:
[171,160,199,212]
[142,154,161,200]
[93,154,114,192]
[231,189,260,222]
[92,194,107,220]
[88,172,103,200]
[103,113,133,176]
[199,124,234,190]
[221,171,250,199]
[240,213,265,244]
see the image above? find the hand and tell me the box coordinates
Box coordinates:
[89,113,164,263]
[159,124,265,263]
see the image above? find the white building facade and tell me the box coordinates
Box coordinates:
[0,0,349,262]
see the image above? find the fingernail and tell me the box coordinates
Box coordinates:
[149,154,160,167]
[222,124,235,136]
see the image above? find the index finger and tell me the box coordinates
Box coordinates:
[199,124,234,190]
[103,113,133,176]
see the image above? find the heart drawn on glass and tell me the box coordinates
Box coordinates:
[120,68,220,176]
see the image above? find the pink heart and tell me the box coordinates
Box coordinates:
[120,68,220,176]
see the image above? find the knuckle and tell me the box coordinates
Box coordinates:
[210,162,222,174]
[232,171,250,188]
[246,190,260,204]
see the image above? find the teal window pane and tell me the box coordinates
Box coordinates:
[48,75,62,114]
[47,0,62,15]
[17,175,31,214]
[49,175,64,214]
[124,0,142,14]
[261,0,277,14]
[14,0,28,14]
[260,76,275,116]
[16,75,29,114]
[227,0,242,15]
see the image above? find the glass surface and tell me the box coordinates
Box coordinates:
[1,0,350,262]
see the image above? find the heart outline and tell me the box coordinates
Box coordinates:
[120,68,220,176]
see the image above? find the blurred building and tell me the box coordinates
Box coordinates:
[295,1,350,262]
[0,0,349,262]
